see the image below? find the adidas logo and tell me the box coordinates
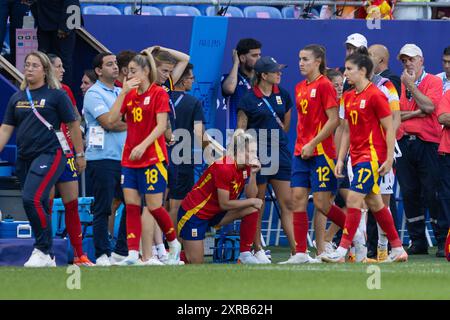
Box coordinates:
[147,185,155,191]
[319,182,327,188]
[343,228,349,235]
[127,233,136,240]
[356,184,363,190]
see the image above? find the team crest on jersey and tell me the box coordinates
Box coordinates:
[243,171,248,179]
[310,89,316,98]
[192,228,198,238]
[40,99,46,106]
[360,100,366,109]
[276,96,282,105]
[144,96,150,105]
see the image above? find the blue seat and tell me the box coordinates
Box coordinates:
[83,5,122,15]
[281,6,296,18]
[205,5,244,18]
[243,6,282,19]
[282,6,321,19]
[124,5,162,16]
[163,5,202,17]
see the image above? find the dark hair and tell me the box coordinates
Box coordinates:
[303,44,327,75]
[83,69,97,83]
[444,46,450,56]
[326,68,343,82]
[345,53,374,79]
[176,63,194,86]
[92,52,114,70]
[117,50,137,71]
[236,38,262,57]
[130,54,157,84]
[354,46,369,56]
[47,53,59,65]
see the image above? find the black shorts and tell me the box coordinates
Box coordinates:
[168,168,195,200]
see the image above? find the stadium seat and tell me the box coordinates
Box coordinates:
[205,5,244,18]
[83,5,122,15]
[281,6,296,19]
[282,6,321,19]
[243,6,282,19]
[124,5,162,16]
[162,5,202,17]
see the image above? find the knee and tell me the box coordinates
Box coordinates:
[346,193,362,209]
[292,195,307,211]
[313,198,330,215]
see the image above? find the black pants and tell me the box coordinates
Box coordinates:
[87,160,127,258]
[438,154,450,229]
[396,136,446,246]
[16,150,66,255]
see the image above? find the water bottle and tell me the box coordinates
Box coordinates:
[0,209,2,222]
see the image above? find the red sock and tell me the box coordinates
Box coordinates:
[180,250,188,264]
[126,204,142,251]
[373,206,402,248]
[327,205,346,229]
[64,199,83,257]
[48,198,54,215]
[239,211,258,252]
[445,228,450,262]
[293,211,308,253]
[150,207,176,242]
[340,208,361,249]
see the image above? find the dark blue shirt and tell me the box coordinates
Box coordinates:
[162,77,176,130]
[221,70,252,129]
[3,85,76,160]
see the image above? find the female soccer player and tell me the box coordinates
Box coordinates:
[322,52,408,263]
[108,53,181,265]
[0,51,85,267]
[178,130,263,264]
[282,45,348,264]
[237,56,296,263]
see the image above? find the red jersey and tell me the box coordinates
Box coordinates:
[397,73,443,143]
[438,90,450,154]
[121,84,170,168]
[61,84,77,155]
[181,156,251,220]
[294,75,337,158]
[343,83,392,165]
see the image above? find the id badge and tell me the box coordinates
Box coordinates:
[88,126,105,149]
[55,130,71,154]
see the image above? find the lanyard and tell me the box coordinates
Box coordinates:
[26,87,53,131]
[239,74,251,90]
[261,97,285,130]
[415,70,427,87]
[169,93,185,120]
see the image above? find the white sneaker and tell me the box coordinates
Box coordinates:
[95,254,111,267]
[254,249,271,264]
[278,253,320,264]
[165,239,182,265]
[114,250,140,266]
[158,251,169,263]
[142,256,165,266]
[321,249,346,263]
[383,248,408,263]
[24,248,56,268]
[324,241,336,254]
[110,252,127,264]
[238,251,261,264]
[353,230,368,262]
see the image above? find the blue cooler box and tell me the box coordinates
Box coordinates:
[0,220,33,239]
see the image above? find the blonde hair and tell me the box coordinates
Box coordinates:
[226,129,255,158]
[131,53,157,85]
[20,51,61,90]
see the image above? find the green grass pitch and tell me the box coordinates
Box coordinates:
[1,247,448,300]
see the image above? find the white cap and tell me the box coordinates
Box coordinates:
[397,44,423,59]
[345,33,368,48]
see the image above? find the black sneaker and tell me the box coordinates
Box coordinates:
[367,249,377,259]
[436,242,445,258]
[406,243,428,255]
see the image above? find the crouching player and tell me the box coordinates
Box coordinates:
[178,130,264,264]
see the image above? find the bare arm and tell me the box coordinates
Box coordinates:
[400,109,426,121]
[408,85,436,114]
[244,171,258,199]
[0,125,15,152]
[97,113,127,132]
[439,113,450,127]
[217,188,259,211]
[283,109,291,132]
[237,110,248,130]
[66,120,86,173]
[335,121,349,178]
[159,46,190,84]
[378,115,395,175]
[392,110,401,133]
[222,50,240,96]
[334,119,345,156]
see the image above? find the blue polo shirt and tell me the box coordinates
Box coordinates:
[238,85,292,168]
[83,80,126,161]
[221,70,252,129]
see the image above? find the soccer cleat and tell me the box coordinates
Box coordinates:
[254,249,272,264]
[321,250,346,263]
[142,256,165,266]
[237,251,261,264]
[110,252,127,264]
[73,255,95,266]
[95,254,111,267]
[383,248,408,263]
[347,252,356,263]
[377,247,389,262]
[165,239,182,265]
[278,253,321,264]
[24,249,56,268]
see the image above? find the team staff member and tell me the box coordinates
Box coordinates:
[108,54,181,266]
[237,56,296,263]
[322,52,407,263]
[0,51,85,267]
[437,90,450,261]
[178,130,262,264]
[222,38,262,129]
[282,45,346,264]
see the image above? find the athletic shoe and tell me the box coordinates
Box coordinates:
[321,251,346,263]
[353,229,367,262]
[362,257,378,263]
[166,239,182,265]
[254,249,271,264]
[347,252,356,263]
[324,241,336,254]
[377,247,389,262]
[110,252,127,264]
[158,251,169,263]
[114,254,141,266]
[95,254,111,267]
[237,251,260,264]
[73,255,94,266]
[24,249,56,268]
[278,253,320,264]
[142,256,165,266]
[383,248,408,263]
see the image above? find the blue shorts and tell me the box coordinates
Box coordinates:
[177,207,225,240]
[121,163,168,194]
[349,161,381,195]
[291,154,337,193]
[256,145,292,184]
[58,156,78,183]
